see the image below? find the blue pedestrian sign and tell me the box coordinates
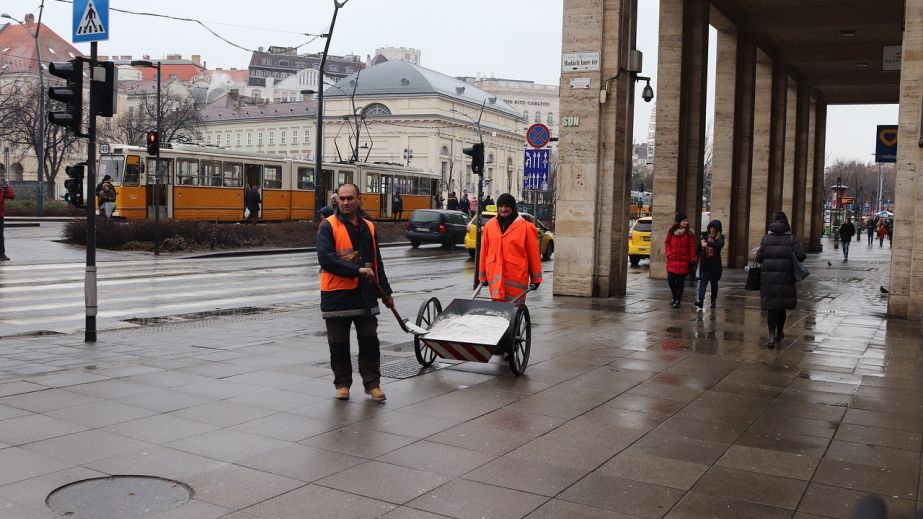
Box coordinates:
[73,0,109,43]
[874,124,897,163]
[523,149,550,191]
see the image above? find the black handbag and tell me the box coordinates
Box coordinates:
[791,237,809,282]
[745,265,761,291]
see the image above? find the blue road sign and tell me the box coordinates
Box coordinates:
[523,149,550,191]
[875,124,897,163]
[73,0,109,43]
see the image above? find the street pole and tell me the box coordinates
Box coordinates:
[85,42,99,342]
[314,0,349,222]
[877,162,883,212]
[154,62,161,256]
[34,3,46,216]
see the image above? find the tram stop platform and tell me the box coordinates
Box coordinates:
[0,236,920,518]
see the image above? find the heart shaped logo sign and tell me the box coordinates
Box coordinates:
[879,128,898,147]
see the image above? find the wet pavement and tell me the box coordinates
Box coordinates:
[0,235,920,518]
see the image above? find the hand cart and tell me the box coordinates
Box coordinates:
[411,284,533,376]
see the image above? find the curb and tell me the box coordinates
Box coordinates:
[182,241,412,259]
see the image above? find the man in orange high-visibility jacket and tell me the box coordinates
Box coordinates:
[478,193,542,302]
[317,183,393,402]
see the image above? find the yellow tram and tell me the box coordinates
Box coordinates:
[97,143,440,221]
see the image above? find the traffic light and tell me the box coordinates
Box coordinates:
[47,58,84,135]
[63,164,85,208]
[463,142,485,176]
[91,61,118,117]
[146,131,160,155]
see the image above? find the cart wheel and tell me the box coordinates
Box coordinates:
[414,297,442,367]
[508,306,531,376]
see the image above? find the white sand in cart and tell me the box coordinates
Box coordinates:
[423,313,510,344]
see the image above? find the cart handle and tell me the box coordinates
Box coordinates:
[510,284,536,305]
[472,282,486,300]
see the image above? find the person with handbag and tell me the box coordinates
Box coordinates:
[665,213,697,309]
[756,211,806,348]
[696,220,725,309]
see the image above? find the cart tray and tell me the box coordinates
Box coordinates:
[419,299,517,363]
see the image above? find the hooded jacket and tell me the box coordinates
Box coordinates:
[479,215,542,302]
[665,225,697,275]
[756,219,806,310]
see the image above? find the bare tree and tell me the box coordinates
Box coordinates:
[104,89,203,146]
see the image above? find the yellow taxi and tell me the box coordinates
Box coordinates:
[464,205,554,260]
[628,216,652,265]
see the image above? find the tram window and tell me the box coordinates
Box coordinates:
[99,155,124,184]
[201,160,222,186]
[124,155,141,186]
[417,178,431,196]
[145,158,173,184]
[297,167,314,189]
[337,170,353,186]
[177,159,199,185]
[264,165,282,189]
[222,162,243,187]
[365,173,379,193]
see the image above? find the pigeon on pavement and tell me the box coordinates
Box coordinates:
[880,286,889,294]
[826,260,832,268]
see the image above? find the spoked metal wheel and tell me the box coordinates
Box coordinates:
[414,297,442,366]
[508,306,531,376]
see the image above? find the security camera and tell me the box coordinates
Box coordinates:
[640,79,654,103]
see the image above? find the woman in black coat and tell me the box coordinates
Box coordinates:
[696,220,724,309]
[756,212,806,348]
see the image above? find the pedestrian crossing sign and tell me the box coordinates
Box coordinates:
[73,0,109,43]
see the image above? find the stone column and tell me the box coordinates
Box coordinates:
[808,99,827,252]
[554,0,637,297]
[711,28,737,267]
[728,36,757,268]
[791,83,811,240]
[748,49,774,257]
[803,96,817,240]
[650,0,709,279]
[782,79,798,218]
[767,63,788,225]
[888,0,923,319]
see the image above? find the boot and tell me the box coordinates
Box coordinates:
[695,299,704,309]
[766,335,776,348]
[710,298,717,309]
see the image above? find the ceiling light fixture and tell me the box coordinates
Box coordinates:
[840,29,857,38]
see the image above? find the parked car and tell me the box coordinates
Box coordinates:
[405,209,469,249]
[464,205,555,260]
[628,216,652,265]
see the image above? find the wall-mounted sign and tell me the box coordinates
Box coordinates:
[562,116,580,128]
[875,125,897,163]
[882,45,902,71]
[569,78,591,89]
[562,52,600,72]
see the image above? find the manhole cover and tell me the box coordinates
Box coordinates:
[46,476,192,519]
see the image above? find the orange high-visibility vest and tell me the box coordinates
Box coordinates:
[478,216,542,302]
[320,215,377,291]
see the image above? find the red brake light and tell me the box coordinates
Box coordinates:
[438,224,446,234]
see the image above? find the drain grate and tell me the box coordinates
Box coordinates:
[313,354,447,379]
[46,476,192,519]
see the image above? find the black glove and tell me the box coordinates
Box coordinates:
[531,282,540,290]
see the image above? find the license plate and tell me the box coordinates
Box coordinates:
[416,227,430,232]
[642,236,651,242]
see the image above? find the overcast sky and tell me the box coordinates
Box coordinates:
[6,0,897,163]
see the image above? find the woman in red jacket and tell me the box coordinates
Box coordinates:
[664,213,696,308]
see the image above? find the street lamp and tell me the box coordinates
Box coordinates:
[3,10,45,216]
[130,60,162,255]
[403,148,413,167]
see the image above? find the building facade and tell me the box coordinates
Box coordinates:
[460,76,559,138]
[373,46,421,66]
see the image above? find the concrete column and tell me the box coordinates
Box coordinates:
[888,0,923,320]
[808,100,827,252]
[782,79,798,218]
[803,97,817,240]
[554,0,637,297]
[747,49,773,258]
[650,0,709,279]
[711,28,737,267]
[728,36,757,268]
[767,63,788,225]
[791,83,811,240]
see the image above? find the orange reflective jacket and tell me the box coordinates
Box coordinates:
[478,216,542,302]
[319,215,377,292]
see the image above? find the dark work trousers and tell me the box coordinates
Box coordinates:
[0,217,5,256]
[325,316,381,391]
[867,231,874,246]
[698,278,718,302]
[767,309,787,337]
[667,273,686,302]
[841,238,850,259]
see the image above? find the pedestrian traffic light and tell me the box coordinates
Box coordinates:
[63,164,85,207]
[47,58,84,135]
[146,131,159,155]
[463,142,485,176]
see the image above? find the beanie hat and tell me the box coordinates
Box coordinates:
[496,193,516,208]
[675,213,687,223]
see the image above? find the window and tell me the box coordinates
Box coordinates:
[278,60,289,67]
[345,66,355,73]
[441,162,448,176]
[440,145,449,155]
[146,158,173,184]
[292,130,298,144]
[535,111,541,123]
[303,128,310,143]
[297,61,306,69]
[328,64,339,72]
[363,103,391,117]
[281,130,286,145]
[263,165,283,188]
[201,160,222,186]
[258,132,263,146]
[365,173,379,194]
[269,131,274,145]
[206,134,212,145]
[99,156,124,184]
[177,159,199,185]
[222,162,243,187]
[124,155,141,185]
[262,58,271,65]
[337,170,353,186]
[523,110,529,121]
[547,112,554,125]
[224,133,231,146]
[297,167,314,189]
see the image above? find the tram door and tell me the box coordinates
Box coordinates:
[380,174,393,218]
[244,164,263,218]
[319,168,334,208]
[146,157,171,219]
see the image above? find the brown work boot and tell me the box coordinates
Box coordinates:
[365,387,386,401]
[334,387,350,400]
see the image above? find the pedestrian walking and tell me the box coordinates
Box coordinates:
[877,221,887,247]
[460,193,470,215]
[447,192,459,211]
[839,217,855,261]
[95,174,112,216]
[99,181,117,219]
[317,183,393,402]
[696,220,724,309]
[756,211,806,348]
[0,178,15,261]
[478,193,542,302]
[469,194,478,215]
[245,184,261,223]
[866,221,874,246]
[665,213,697,308]
[392,193,403,221]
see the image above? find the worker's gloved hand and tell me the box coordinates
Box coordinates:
[530,282,540,290]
